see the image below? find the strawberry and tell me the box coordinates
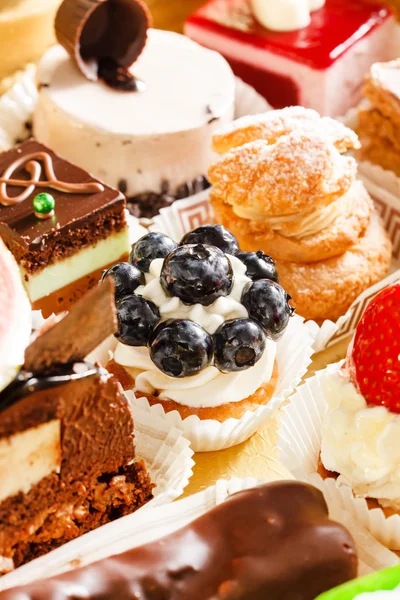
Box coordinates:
[349,283,400,413]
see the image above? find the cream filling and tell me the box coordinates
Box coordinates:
[114,340,276,408]
[21,229,130,302]
[321,368,400,508]
[0,420,61,503]
[232,187,354,240]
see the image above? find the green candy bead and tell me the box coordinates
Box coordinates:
[33,192,55,215]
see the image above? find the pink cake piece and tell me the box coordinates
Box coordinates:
[185,0,397,116]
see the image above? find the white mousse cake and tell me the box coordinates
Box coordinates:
[34,29,235,217]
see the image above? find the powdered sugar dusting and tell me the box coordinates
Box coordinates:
[212,106,360,154]
[209,131,357,215]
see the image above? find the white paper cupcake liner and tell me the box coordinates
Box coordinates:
[277,364,400,551]
[0,403,194,591]
[122,314,315,452]
[0,475,397,592]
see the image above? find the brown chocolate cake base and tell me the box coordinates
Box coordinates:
[32,254,129,317]
[1,460,152,570]
[0,361,154,572]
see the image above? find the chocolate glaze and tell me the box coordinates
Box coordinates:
[0,363,101,414]
[0,139,125,251]
[0,481,358,600]
[0,151,104,206]
[97,58,146,92]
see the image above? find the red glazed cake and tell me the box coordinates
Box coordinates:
[185,0,396,116]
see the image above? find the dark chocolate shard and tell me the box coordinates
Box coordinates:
[55,0,151,83]
[0,481,358,600]
[24,279,117,374]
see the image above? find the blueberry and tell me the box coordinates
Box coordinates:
[116,295,160,346]
[214,318,266,373]
[130,232,177,272]
[180,225,239,255]
[242,280,294,340]
[101,262,145,302]
[236,251,279,283]
[160,244,233,306]
[150,319,213,378]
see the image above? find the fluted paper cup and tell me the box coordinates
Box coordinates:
[278,363,400,551]
[121,314,316,452]
[0,475,397,591]
[0,403,194,591]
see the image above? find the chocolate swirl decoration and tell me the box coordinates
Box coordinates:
[0,151,104,206]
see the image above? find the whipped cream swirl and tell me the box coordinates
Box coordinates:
[321,366,400,510]
[113,254,277,408]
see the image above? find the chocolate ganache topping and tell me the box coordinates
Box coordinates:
[0,481,358,600]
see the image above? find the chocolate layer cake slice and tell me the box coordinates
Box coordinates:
[0,280,153,573]
[0,139,130,316]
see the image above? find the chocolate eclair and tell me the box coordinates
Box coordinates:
[0,481,358,600]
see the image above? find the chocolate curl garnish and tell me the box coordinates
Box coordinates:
[55,0,151,83]
[24,279,117,374]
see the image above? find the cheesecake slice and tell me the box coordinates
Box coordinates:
[0,280,153,573]
[0,139,130,316]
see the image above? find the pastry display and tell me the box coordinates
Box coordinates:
[209,107,392,322]
[0,279,153,573]
[0,481,358,599]
[0,139,130,317]
[316,564,400,599]
[106,225,294,422]
[185,0,396,116]
[33,0,235,219]
[358,60,400,176]
[319,284,400,521]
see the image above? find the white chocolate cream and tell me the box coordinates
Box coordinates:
[34,29,235,196]
[321,366,400,510]
[113,255,277,408]
[251,0,325,32]
[22,229,130,302]
[0,420,61,503]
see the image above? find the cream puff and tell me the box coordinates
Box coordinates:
[104,226,294,423]
[209,107,392,323]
